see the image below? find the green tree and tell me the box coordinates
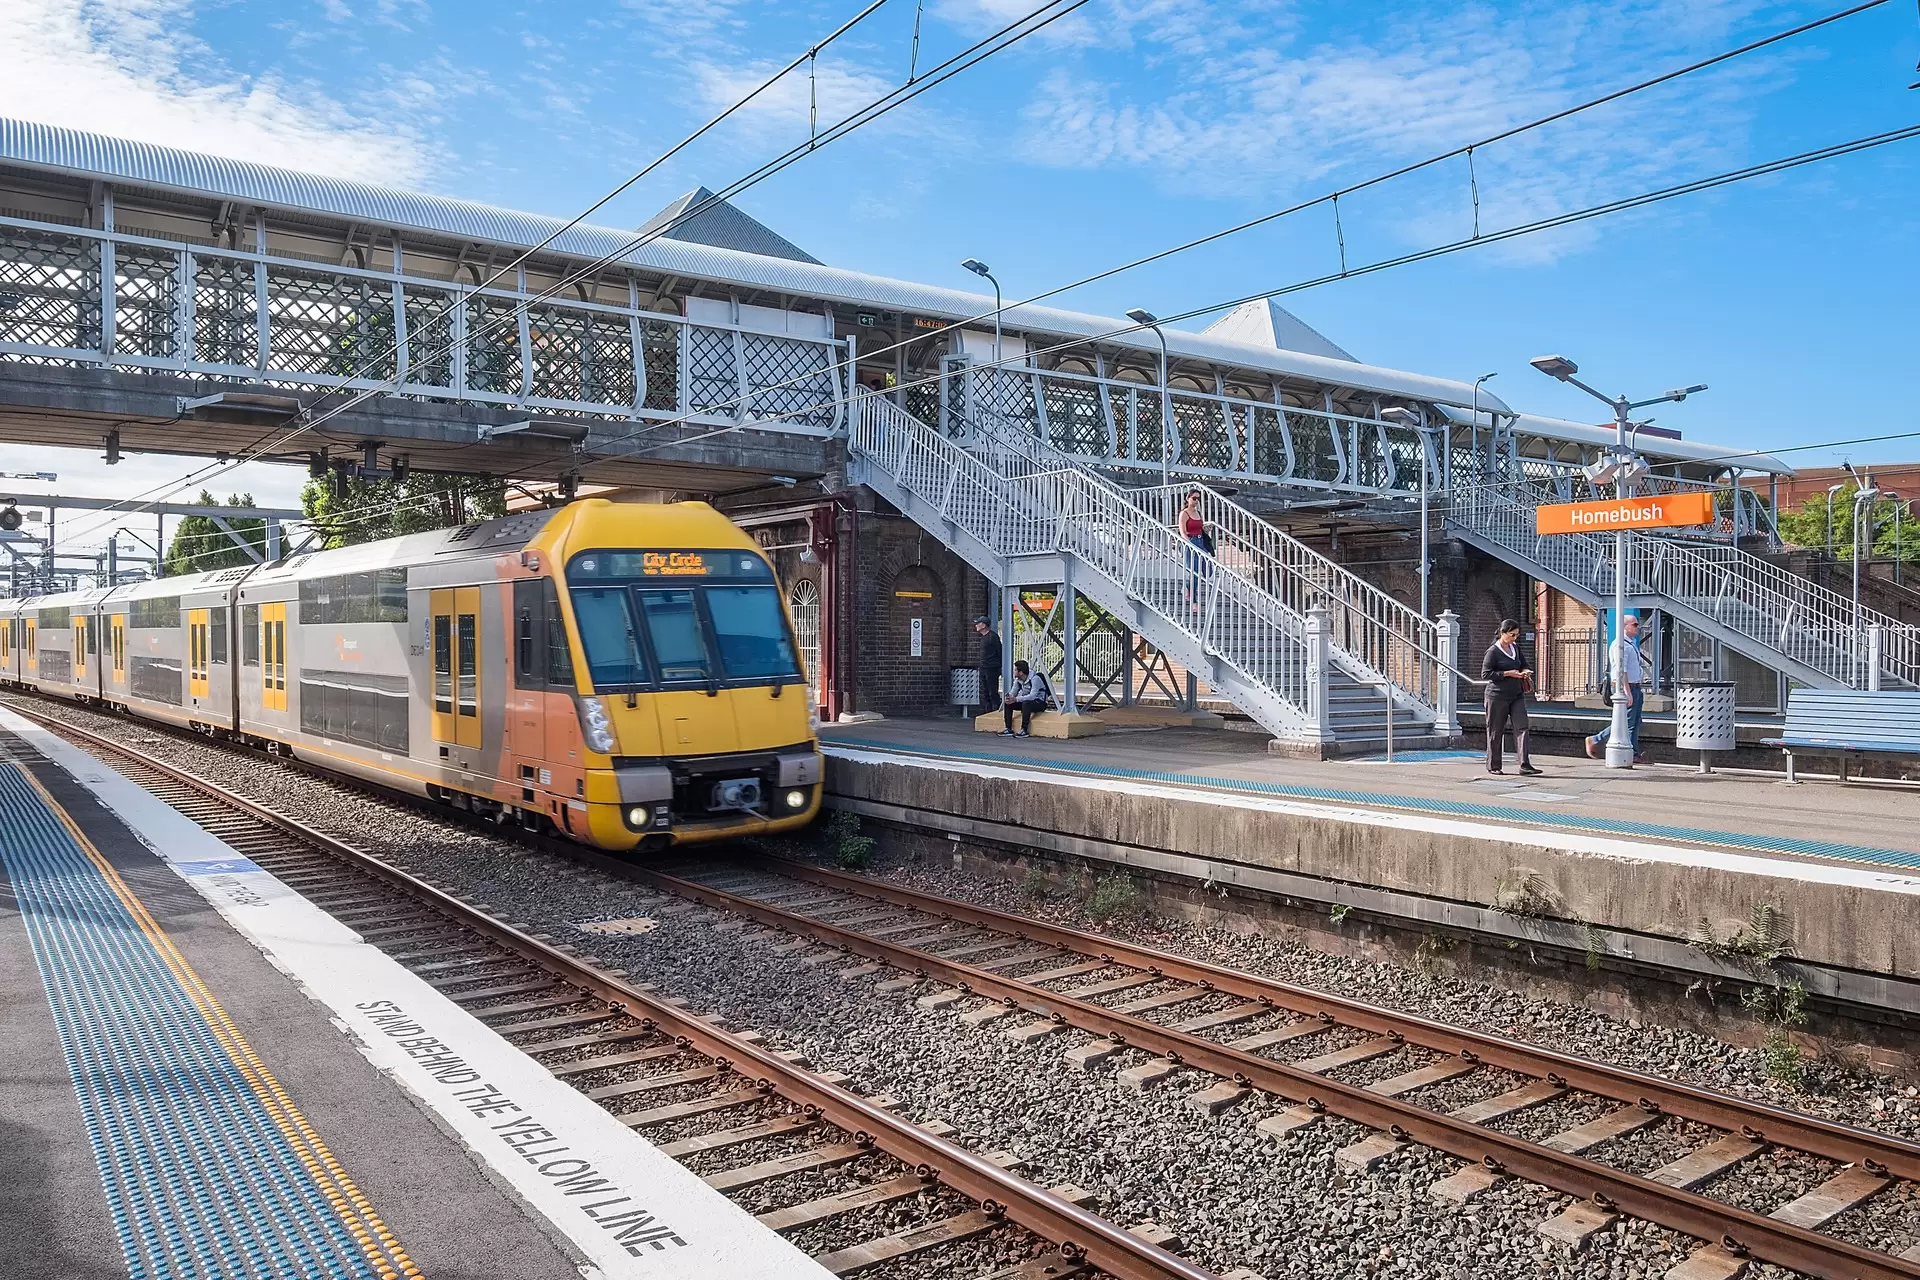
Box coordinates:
[165,491,266,576]
[301,471,508,549]
[1776,484,1920,564]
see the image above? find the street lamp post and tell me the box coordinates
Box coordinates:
[959,259,1001,365]
[1850,475,1881,682]
[1382,403,1446,620]
[1825,483,1846,559]
[1530,355,1707,770]
[1126,308,1173,487]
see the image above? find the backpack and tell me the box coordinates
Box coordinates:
[1030,670,1055,707]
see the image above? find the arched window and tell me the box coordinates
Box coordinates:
[788,578,821,698]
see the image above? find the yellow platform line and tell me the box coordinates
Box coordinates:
[18,762,424,1280]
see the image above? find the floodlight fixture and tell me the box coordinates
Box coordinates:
[960,259,991,278]
[1125,308,1159,327]
[1529,355,1578,380]
[1378,407,1420,426]
[1584,458,1621,487]
[1619,457,1651,486]
[1668,384,1709,400]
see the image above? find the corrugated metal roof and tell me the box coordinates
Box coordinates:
[0,116,1517,412]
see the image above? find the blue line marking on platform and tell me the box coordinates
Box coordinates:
[825,735,1920,873]
[173,857,266,877]
[0,761,384,1280]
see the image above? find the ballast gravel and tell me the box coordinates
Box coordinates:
[11,697,1920,1277]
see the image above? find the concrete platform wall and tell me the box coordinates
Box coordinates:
[826,754,1920,991]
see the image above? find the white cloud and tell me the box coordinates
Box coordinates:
[1010,0,1786,262]
[0,0,432,184]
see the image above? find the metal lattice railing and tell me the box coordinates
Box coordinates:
[852,392,1320,733]
[0,213,850,435]
[1449,464,1919,690]
[952,362,1434,499]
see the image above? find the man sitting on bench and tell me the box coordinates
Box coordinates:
[999,661,1053,737]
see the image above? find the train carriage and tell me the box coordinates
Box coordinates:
[4,586,113,701]
[0,498,820,852]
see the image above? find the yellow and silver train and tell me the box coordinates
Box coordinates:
[0,500,822,851]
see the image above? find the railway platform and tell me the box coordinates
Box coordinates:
[0,707,831,1280]
[819,719,1920,1046]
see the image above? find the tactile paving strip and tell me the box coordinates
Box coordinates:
[0,760,417,1280]
[826,737,1920,873]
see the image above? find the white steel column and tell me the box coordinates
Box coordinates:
[1061,561,1078,714]
[1436,610,1461,736]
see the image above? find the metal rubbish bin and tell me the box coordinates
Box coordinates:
[1675,681,1737,772]
[949,667,981,719]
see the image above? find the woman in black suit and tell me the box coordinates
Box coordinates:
[1481,618,1541,775]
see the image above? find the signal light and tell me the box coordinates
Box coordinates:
[0,505,20,532]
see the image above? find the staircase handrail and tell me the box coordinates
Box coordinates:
[964,403,1442,714]
[852,392,1319,722]
[1450,470,1918,688]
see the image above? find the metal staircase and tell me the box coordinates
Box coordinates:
[848,393,1459,750]
[1446,469,1920,690]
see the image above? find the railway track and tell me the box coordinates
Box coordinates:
[626,856,1920,1280]
[7,703,1214,1280]
[11,690,1920,1279]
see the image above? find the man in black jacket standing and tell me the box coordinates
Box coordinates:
[973,616,1002,719]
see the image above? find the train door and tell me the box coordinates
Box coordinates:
[260,603,287,712]
[188,608,210,700]
[110,614,126,687]
[24,618,34,675]
[430,588,482,752]
[72,619,86,684]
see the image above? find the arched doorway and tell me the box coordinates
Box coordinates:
[788,577,821,709]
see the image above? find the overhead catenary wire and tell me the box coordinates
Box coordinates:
[49,0,1902,549]
[276,119,1920,546]
[588,0,1900,459]
[57,0,1095,558]
[50,0,899,544]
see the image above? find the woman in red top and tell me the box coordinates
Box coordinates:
[1180,490,1211,611]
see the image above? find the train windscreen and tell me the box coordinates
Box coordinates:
[566,549,802,691]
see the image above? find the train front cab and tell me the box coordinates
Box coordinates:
[530,503,823,851]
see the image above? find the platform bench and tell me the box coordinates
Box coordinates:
[1760,689,1920,783]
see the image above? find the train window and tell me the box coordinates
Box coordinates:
[242,605,260,666]
[376,568,409,621]
[544,580,575,689]
[210,608,228,664]
[513,579,543,689]
[130,597,181,629]
[456,614,478,719]
[85,616,98,655]
[704,586,802,682]
[636,589,712,684]
[433,616,453,715]
[572,587,648,688]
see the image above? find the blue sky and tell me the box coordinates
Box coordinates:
[1,0,1917,524]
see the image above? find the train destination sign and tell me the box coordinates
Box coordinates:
[1534,492,1715,535]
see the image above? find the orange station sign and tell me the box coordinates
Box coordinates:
[1534,491,1715,535]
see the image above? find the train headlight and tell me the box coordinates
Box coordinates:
[784,789,808,810]
[578,697,616,755]
[627,806,647,826]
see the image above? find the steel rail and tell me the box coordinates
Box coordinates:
[753,857,1920,1181]
[628,859,1920,1280]
[8,706,1215,1280]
